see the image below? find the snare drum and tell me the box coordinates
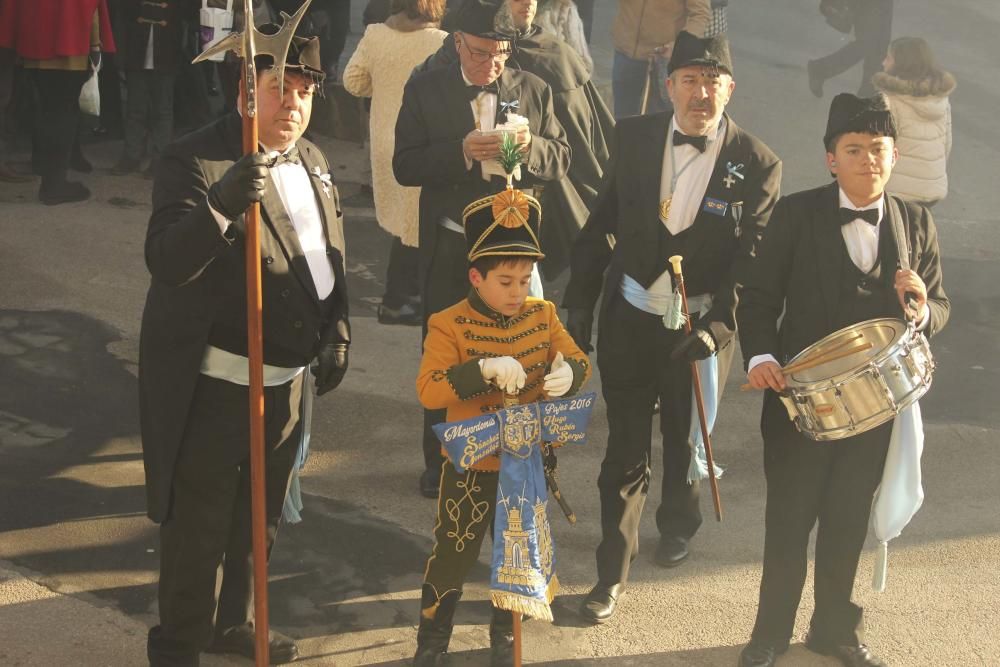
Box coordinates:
[779,318,935,441]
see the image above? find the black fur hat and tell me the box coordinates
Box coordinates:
[668,30,734,76]
[443,0,508,40]
[824,93,897,151]
[253,25,325,86]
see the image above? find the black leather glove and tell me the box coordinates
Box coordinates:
[565,308,594,354]
[314,343,348,396]
[207,152,270,220]
[670,327,717,363]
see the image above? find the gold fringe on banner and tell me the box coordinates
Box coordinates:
[490,575,560,622]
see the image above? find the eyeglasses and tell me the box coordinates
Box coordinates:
[460,40,512,64]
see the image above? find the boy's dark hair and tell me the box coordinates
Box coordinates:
[469,255,536,278]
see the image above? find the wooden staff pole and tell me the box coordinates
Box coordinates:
[240,62,270,667]
[501,392,524,667]
[668,255,722,522]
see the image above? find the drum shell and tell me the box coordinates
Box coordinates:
[779,319,934,441]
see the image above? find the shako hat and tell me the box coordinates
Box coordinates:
[668,30,734,76]
[254,24,325,85]
[443,0,509,40]
[463,188,543,262]
[823,93,897,150]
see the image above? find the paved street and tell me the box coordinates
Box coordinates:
[1,1,998,665]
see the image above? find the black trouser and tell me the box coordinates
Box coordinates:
[97,51,123,133]
[594,295,731,585]
[147,374,302,667]
[28,69,88,187]
[420,228,469,473]
[423,462,499,596]
[123,69,176,164]
[383,236,420,310]
[811,0,894,96]
[750,392,891,650]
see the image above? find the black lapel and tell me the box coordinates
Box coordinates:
[640,113,670,237]
[298,142,342,254]
[446,63,478,136]
[814,183,846,329]
[259,161,321,303]
[496,69,521,126]
[682,114,738,262]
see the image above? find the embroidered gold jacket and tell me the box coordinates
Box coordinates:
[417,291,591,472]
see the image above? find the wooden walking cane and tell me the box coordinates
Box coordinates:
[194,3,314,664]
[668,256,723,522]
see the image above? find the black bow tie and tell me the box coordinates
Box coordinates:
[673,130,707,153]
[839,207,880,226]
[268,145,300,167]
[465,81,499,101]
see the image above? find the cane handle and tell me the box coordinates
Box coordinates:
[669,255,684,277]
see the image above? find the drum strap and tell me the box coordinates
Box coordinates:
[886,196,910,272]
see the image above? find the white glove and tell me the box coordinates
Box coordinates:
[543,352,574,397]
[479,356,527,395]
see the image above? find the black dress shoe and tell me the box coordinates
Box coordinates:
[805,636,887,667]
[419,468,440,498]
[807,60,824,98]
[738,641,785,667]
[579,582,623,624]
[39,180,90,205]
[207,625,299,664]
[654,535,689,568]
[378,302,421,326]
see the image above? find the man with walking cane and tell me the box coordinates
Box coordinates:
[138,4,350,664]
[562,31,780,624]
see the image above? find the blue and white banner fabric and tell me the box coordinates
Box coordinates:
[687,355,724,484]
[491,443,556,620]
[433,393,597,474]
[431,393,597,620]
[871,401,924,592]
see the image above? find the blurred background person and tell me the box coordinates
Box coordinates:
[808,0,894,97]
[610,0,710,119]
[496,0,593,73]
[0,0,117,204]
[873,36,954,207]
[111,0,182,177]
[343,0,448,326]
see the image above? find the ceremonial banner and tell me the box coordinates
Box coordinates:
[432,392,596,620]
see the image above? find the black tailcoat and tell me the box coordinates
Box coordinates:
[564,111,782,351]
[139,112,350,523]
[737,181,949,367]
[392,62,570,289]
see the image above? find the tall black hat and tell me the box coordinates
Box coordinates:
[254,25,326,85]
[443,0,508,40]
[463,187,544,262]
[823,93,897,150]
[667,30,734,76]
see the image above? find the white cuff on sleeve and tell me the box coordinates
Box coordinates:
[208,198,233,234]
[747,353,780,377]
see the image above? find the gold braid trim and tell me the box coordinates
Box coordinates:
[454,303,544,329]
[463,323,549,344]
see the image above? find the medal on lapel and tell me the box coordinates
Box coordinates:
[659,196,672,223]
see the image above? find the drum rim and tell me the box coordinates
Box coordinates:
[783,317,911,390]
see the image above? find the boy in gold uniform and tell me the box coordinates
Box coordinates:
[413,185,591,665]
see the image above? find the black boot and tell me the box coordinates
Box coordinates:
[489,605,516,667]
[413,585,461,666]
